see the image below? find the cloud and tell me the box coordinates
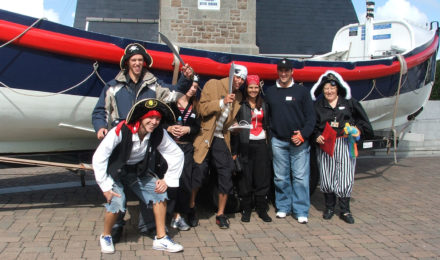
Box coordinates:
[44,8,60,23]
[359,0,429,26]
[0,0,60,23]
[376,0,429,26]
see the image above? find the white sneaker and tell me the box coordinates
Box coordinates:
[276,212,287,218]
[298,216,308,224]
[152,235,183,253]
[99,234,115,254]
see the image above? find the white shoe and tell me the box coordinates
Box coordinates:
[276,212,287,218]
[152,235,184,253]
[298,216,308,224]
[99,234,115,254]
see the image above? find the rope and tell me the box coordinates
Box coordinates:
[0,62,106,97]
[390,54,407,164]
[0,17,107,97]
[0,17,46,49]
[360,79,376,101]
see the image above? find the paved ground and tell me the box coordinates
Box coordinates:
[0,156,439,259]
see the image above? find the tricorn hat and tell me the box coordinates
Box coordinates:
[310,70,352,101]
[126,98,175,125]
[120,43,153,70]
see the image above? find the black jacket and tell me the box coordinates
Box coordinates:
[313,96,373,141]
[232,100,271,163]
[162,101,201,143]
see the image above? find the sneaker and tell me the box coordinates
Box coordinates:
[187,207,199,227]
[99,234,115,254]
[152,235,184,253]
[215,214,230,229]
[297,216,308,224]
[171,217,190,231]
[276,212,287,218]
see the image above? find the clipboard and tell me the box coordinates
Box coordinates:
[319,122,337,157]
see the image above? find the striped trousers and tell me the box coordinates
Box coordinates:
[317,137,356,198]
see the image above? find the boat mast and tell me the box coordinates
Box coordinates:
[364,1,375,58]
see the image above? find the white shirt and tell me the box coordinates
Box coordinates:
[92,127,184,192]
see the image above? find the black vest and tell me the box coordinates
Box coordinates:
[107,124,167,182]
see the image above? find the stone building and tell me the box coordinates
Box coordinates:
[74,0,358,55]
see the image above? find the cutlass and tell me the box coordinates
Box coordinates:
[159,32,186,66]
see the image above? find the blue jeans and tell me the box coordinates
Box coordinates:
[105,173,168,214]
[271,137,310,218]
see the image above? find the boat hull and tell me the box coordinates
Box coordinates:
[0,9,438,153]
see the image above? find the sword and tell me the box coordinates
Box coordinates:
[159,32,186,66]
[228,62,235,94]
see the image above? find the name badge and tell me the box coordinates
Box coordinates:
[338,106,346,110]
[286,96,292,101]
[330,121,339,128]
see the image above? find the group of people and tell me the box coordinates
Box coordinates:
[91,43,373,254]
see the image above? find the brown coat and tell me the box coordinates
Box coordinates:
[193,77,242,164]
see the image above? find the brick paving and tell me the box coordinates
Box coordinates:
[0,156,439,259]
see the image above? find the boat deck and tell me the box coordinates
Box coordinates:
[0,156,439,259]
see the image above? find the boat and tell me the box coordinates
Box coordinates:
[0,7,438,154]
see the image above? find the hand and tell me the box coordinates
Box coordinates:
[223,93,236,104]
[316,135,325,145]
[291,130,304,146]
[168,125,181,137]
[229,122,241,133]
[103,190,121,203]
[97,128,108,140]
[181,64,194,79]
[168,125,189,137]
[155,179,168,194]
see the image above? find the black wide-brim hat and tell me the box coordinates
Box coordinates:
[120,43,153,70]
[310,70,352,101]
[126,98,175,125]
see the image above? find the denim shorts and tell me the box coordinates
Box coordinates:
[105,173,168,213]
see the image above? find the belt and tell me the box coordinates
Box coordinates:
[175,140,190,144]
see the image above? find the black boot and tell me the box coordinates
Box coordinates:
[240,196,252,222]
[323,193,336,220]
[255,196,272,222]
[339,197,355,224]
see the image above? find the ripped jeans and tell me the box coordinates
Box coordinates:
[105,172,168,213]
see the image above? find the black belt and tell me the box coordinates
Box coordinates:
[249,139,266,144]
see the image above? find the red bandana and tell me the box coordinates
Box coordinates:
[116,110,162,135]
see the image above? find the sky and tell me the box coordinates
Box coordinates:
[0,0,438,28]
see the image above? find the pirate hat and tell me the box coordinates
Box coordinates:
[310,70,352,101]
[126,98,175,125]
[120,43,153,70]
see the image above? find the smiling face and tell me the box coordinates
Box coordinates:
[233,75,245,91]
[128,54,144,78]
[186,82,198,98]
[139,116,161,134]
[277,68,293,86]
[246,84,260,99]
[323,82,338,103]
